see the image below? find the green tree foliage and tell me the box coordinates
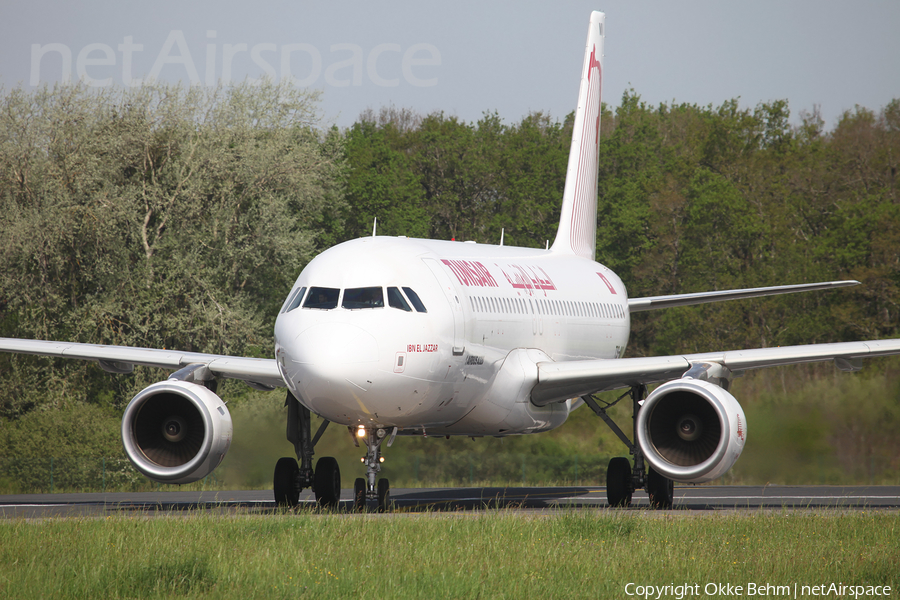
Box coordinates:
[0,82,345,416]
[342,107,572,246]
[591,92,900,356]
[343,107,429,238]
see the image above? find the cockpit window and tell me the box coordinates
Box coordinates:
[303,287,339,310]
[281,286,301,313]
[402,287,427,313]
[342,287,384,309]
[282,286,307,313]
[387,287,412,311]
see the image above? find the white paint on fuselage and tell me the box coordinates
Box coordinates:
[273,236,630,436]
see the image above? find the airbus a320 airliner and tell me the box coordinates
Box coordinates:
[3,12,900,511]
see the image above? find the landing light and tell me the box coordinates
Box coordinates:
[357,426,366,438]
[379,457,385,463]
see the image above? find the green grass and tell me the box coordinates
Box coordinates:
[0,510,896,599]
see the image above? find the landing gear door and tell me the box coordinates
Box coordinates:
[423,258,465,356]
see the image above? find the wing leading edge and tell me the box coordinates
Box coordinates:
[628,280,859,312]
[532,339,900,406]
[0,338,284,390]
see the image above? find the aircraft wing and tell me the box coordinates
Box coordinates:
[0,338,285,391]
[531,339,900,405]
[628,280,859,312]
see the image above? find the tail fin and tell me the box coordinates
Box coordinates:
[550,11,605,260]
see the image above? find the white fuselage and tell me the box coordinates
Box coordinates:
[273,236,630,437]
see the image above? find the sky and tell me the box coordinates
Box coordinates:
[2,0,898,131]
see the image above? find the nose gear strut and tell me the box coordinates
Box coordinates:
[353,426,393,512]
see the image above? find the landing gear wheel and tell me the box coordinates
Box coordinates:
[314,456,341,509]
[377,478,391,513]
[647,465,674,509]
[606,457,633,508]
[354,477,366,512]
[273,457,300,508]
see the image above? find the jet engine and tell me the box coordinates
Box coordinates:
[121,380,233,484]
[635,378,746,483]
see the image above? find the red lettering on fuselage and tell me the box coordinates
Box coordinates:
[499,264,557,294]
[407,344,439,353]
[441,260,499,288]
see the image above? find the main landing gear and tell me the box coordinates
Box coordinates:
[583,385,675,509]
[352,425,393,513]
[274,392,340,509]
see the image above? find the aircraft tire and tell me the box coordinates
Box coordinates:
[647,465,674,509]
[273,457,301,508]
[314,457,341,509]
[377,478,391,513]
[606,457,632,508]
[354,477,366,512]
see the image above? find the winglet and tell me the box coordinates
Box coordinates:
[550,11,605,260]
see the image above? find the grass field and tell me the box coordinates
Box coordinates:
[0,510,896,599]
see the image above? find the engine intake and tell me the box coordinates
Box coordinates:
[636,378,746,483]
[122,380,233,484]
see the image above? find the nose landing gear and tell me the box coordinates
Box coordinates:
[353,426,393,512]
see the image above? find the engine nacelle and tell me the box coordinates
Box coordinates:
[121,380,233,484]
[635,378,746,483]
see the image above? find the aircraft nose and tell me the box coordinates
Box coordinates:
[288,323,379,366]
[282,323,381,417]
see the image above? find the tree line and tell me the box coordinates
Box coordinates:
[0,82,898,424]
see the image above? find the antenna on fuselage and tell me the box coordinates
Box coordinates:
[500,228,504,246]
[372,217,377,237]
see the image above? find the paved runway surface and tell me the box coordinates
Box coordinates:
[1,486,899,518]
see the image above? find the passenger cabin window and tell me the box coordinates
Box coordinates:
[388,287,412,312]
[303,287,339,310]
[342,287,384,309]
[402,287,427,313]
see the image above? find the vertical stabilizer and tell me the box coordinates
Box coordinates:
[550,11,605,260]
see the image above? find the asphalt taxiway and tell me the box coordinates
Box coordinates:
[1,485,899,518]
